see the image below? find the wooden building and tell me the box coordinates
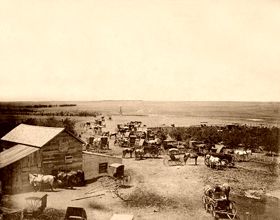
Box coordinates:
[0,124,84,193]
[82,152,122,181]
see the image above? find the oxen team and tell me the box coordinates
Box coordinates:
[29,170,85,192]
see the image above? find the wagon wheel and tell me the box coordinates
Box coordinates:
[204,158,210,166]
[119,174,132,187]
[208,204,214,215]
[210,205,218,219]
[202,195,207,210]
[222,159,229,167]
[178,157,185,166]
[228,202,237,219]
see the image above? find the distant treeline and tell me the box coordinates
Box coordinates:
[0,106,100,117]
[0,104,76,108]
[0,116,77,140]
[152,124,279,153]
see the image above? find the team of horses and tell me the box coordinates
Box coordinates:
[28,170,85,191]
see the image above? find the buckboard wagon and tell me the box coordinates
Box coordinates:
[202,190,237,219]
[23,194,52,219]
[99,163,132,189]
[163,148,185,166]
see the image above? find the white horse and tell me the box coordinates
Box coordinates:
[29,173,59,191]
[234,149,250,161]
[135,148,145,160]
[209,156,221,169]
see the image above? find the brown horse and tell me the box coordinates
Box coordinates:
[184,152,198,165]
[122,147,135,158]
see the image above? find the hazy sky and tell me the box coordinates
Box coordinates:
[0,0,280,101]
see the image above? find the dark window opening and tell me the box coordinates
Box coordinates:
[99,163,108,174]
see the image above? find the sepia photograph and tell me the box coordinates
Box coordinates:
[0,0,279,219]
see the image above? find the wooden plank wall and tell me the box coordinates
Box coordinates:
[83,152,122,180]
[41,131,83,174]
[1,151,41,193]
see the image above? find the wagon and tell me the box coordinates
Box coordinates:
[134,140,161,159]
[202,190,237,219]
[114,137,129,148]
[205,152,235,168]
[100,136,109,149]
[64,207,87,220]
[97,163,133,201]
[100,163,132,189]
[0,207,23,220]
[128,135,137,147]
[23,194,51,219]
[163,148,185,166]
[144,141,161,158]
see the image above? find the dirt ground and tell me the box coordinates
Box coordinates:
[3,116,280,220]
[5,156,210,220]
[5,154,280,220]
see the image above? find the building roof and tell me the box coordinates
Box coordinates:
[0,144,39,169]
[213,144,225,154]
[1,124,64,147]
[109,163,124,168]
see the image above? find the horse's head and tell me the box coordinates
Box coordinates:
[28,173,36,184]
[53,176,63,186]
[205,154,211,159]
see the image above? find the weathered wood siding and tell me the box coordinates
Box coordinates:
[41,131,83,174]
[83,152,122,180]
[1,151,41,193]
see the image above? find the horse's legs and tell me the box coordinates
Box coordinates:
[195,157,197,165]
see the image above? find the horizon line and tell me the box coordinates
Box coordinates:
[0,100,279,103]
